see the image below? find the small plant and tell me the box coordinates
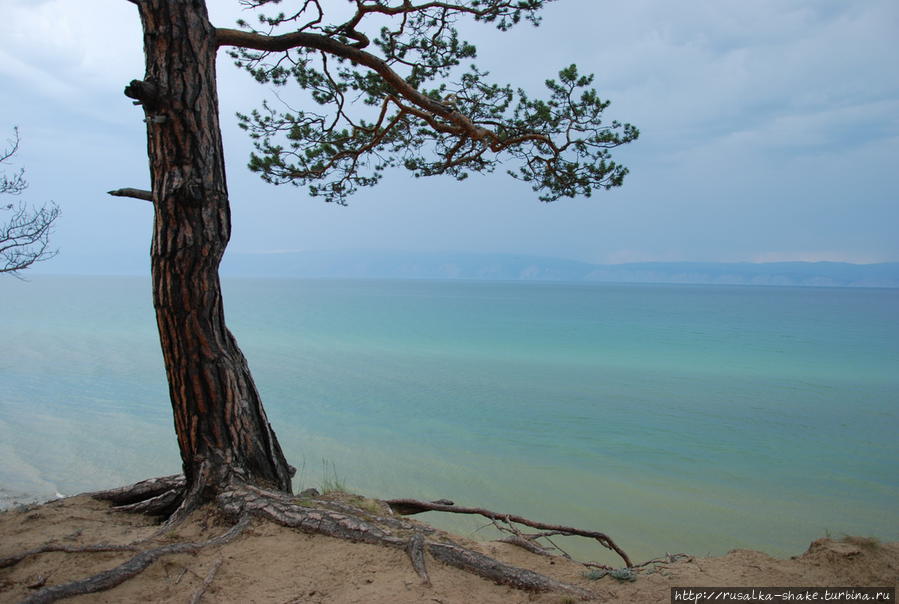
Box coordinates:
[292,458,308,493]
[320,459,347,494]
[356,497,383,515]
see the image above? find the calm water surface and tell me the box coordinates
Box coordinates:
[1,276,897,562]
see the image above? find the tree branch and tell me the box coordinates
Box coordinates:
[226,2,636,203]
[217,28,490,142]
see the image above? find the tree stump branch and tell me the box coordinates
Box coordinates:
[123,79,163,111]
[106,188,154,202]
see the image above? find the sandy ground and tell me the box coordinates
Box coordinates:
[1,494,896,603]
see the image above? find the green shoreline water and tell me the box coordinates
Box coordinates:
[1,276,897,563]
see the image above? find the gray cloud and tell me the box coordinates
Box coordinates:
[2,0,896,272]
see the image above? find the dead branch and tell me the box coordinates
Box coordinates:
[189,558,223,604]
[489,517,567,558]
[385,497,632,567]
[19,515,249,604]
[496,534,554,557]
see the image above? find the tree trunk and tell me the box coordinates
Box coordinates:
[133,0,293,504]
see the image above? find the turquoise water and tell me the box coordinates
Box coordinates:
[1,276,897,563]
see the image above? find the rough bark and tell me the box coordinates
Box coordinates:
[132,0,292,507]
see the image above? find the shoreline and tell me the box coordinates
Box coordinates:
[2,493,897,603]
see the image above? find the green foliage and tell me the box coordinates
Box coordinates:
[231,1,638,204]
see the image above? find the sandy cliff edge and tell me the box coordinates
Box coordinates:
[1,494,896,603]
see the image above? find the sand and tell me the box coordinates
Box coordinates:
[1,494,896,603]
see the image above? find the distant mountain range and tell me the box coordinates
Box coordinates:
[219,250,899,288]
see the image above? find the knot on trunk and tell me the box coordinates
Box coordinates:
[125,79,164,111]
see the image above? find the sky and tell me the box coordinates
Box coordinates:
[1,0,897,274]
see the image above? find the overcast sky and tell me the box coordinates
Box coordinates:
[1,0,897,273]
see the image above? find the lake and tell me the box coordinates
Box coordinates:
[1,276,897,563]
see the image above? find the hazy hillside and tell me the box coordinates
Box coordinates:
[219,251,899,288]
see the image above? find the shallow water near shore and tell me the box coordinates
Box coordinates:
[1,276,897,563]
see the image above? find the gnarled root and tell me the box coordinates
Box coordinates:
[4,477,614,601]
[17,515,249,604]
[218,482,596,599]
[89,475,185,517]
[1,544,140,570]
[406,533,431,586]
[88,470,208,531]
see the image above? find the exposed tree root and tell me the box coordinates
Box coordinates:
[89,475,184,508]
[189,558,223,604]
[0,544,139,570]
[216,481,596,599]
[405,533,431,586]
[426,540,593,598]
[385,497,632,568]
[113,487,183,516]
[16,515,249,604]
[4,476,627,601]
